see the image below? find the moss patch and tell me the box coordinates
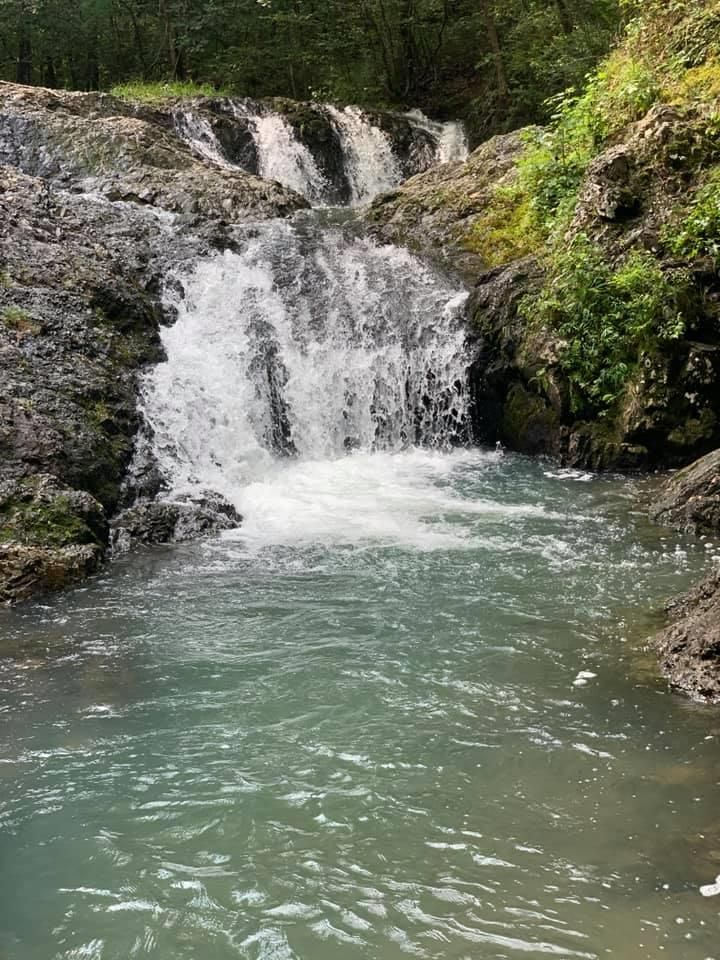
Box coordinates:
[0,493,100,548]
[463,186,544,266]
[110,81,227,103]
[1,306,41,335]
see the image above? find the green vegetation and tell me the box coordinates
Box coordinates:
[111,80,226,103]
[463,187,543,266]
[666,166,720,260]
[1,0,623,139]
[476,1,720,417]
[522,238,692,416]
[1,306,41,334]
[0,492,98,547]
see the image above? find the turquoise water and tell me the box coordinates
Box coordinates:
[1,450,719,960]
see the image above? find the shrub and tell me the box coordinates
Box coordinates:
[522,237,691,415]
[667,166,720,259]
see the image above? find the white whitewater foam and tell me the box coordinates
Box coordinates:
[251,113,329,203]
[228,448,504,551]
[141,219,478,548]
[172,110,229,166]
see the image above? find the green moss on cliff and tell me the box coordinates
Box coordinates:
[111,81,226,102]
[463,186,543,266]
[0,492,100,548]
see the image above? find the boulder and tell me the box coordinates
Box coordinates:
[111,491,242,551]
[649,448,720,533]
[654,569,720,703]
[366,130,527,280]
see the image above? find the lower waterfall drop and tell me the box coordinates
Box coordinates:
[142,217,471,516]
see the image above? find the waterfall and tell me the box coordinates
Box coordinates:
[142,219,470,505]
[174,100,468,205]
[324,105,402,205]
[172,110,231,167]
[250,114,329,205]
[403,109,469,164]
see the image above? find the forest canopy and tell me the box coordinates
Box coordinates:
[1,0,623,138]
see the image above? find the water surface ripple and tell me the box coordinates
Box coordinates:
[1,451,719,960]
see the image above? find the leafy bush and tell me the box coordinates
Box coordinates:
[667,166,720,259]
[522,237,691,415]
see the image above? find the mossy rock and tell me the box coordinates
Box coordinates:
[500,383,561,455]
[0,474,107,550]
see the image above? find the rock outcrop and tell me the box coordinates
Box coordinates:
[367,107,720,471]
[650,449,720,702]
[0,83,309,603]
[366,130,526,281]
[654,569,720,704]
[649,448,720,534]
[0,83,307,219]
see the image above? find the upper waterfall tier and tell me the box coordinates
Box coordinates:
[141,218,470,502]
[173,98,468,206]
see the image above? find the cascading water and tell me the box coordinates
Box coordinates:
[6,87,720,960]
[174,100,469,205]
[324,105,402,205]
[403,109,469,164]
[250,114,329,205]
[142,219,470,517]
[172,110,231,167]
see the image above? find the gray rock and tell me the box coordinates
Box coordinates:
[650,448,720,533]
[0,82,308,221]
[365,130,528,280]
[654,569,720,703]
[0,83,304,603]
[111,491,242,552]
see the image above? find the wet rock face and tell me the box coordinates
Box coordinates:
[0,82,307,220]
[111,492,242,552]
[366,130,527,282]
[650,449,720,533]
[0,82,316,603]
[0,475,106,603]
[654,569,720,704]
[650,448,720,702]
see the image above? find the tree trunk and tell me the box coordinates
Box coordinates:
[554,0,573,35]
[16,22,32,84]
[480,1,508,100]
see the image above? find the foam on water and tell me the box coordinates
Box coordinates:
[142,219,471,530]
